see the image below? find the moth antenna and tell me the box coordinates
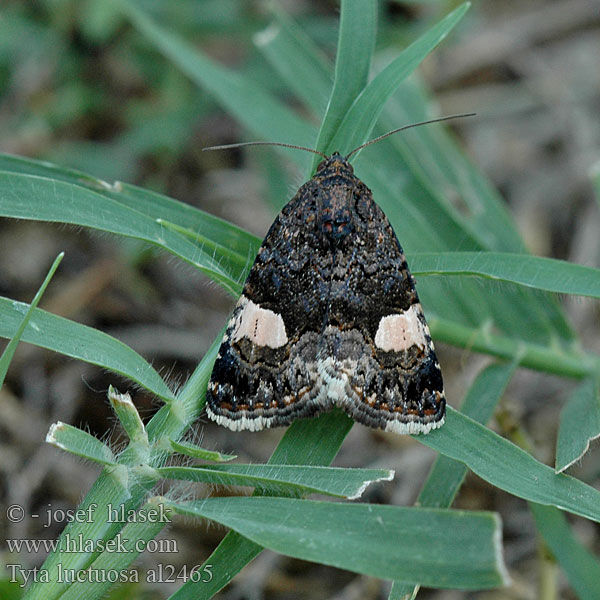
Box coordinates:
[345,113,476,160]
[202,140,328,160]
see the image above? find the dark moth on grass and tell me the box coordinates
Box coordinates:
[204,118,473,434]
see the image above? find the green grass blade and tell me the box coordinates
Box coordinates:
[0,297,175,403]
[167,497,508,589]
[429,316,599,379]
[0,153,261,264]
[311,0,377,171]
[55,498,169,600]
[418,362,518,508]
[167,532,263,600]
[381,80,527,254]
[363,75,573,346]
[170,411,355,599]
[555,378,600,473]
[329,3,470,157]
[530,503,600,599]
[420,407,600,523]
[410,252,600,299]
[46,421,116,466]
[22,337,222,600]
[255,6,332,116]
[158,464,393,499]
[0,172,241,294]
[0,252,63,388]
[170,440,236,463]
[120,1,316,171]
[390,362,517,600]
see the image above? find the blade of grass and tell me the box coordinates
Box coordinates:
[170,440,236,463]
[169,410,355,600]
[0,153,262,263]
[0,297,175,403]
[555,378,600,473]
[390,361,518,599]
[420,407,600,523]
[167,497,508,589]
[46,422,116,466]
[22,335,222,600]
[0,252,63,388]
[429,316,598,379]
[418,361,518,508]
[158,464,393,499]
[0,172,241,294]
[119,0,316,172]
[530,503,600,600]
[410,251,600,299]
[254,5,332,116]
[310,0,377,171]
[329,3,470,158]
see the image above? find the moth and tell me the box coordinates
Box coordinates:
[205,116,471,434]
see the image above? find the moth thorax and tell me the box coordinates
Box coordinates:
[318,184,356,242]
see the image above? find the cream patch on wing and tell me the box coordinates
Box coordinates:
[231,296,288,348]
[374,304,428,352]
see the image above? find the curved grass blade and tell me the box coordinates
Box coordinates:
[410,252,600,299]
[310,0,377,172]
[391,361,518,599]
[0,297,175,404]
[0,172,241,295]
[167,497,508,589]
[429,317,599,380]
[120,0,316,172]
[46,422,116,466]
[170,439,236,463]
[420,407,600,523]
[329,3,470,157]
[169,410,355,600]
[0,153,261,264]
[530,503,600,599]
[417,361,518,509]
[158,464,393,499]
[555,378,600,473]
[255,6,332,116]
[0,252,63,388]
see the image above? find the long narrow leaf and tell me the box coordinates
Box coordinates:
[329,3,470,157]
[420,407,600,523]
[0,297,175,403]
[530,503,600,599]
[410,252,600,299]
[0,252,63,387]
[120,0,316,172]
[158,464,393,499]
[418,361,518,508]
[311,0,377,170]
[555,378,600,473]
[0,152,261,262]
[391,362,518,600]
[0,172,241,294]
[170,411,355,599]
[167,497,508,589]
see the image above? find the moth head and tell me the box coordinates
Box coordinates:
[314,152,354,177]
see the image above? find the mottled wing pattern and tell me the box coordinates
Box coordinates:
[315,177,445,434]
[206,181,329,430]
[207,154,445,434]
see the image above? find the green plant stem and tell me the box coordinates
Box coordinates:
[430,317,598,379]
[22,336,221,600]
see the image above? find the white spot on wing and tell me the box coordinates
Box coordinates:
[232,296,288,349]
[375,304,427,352]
